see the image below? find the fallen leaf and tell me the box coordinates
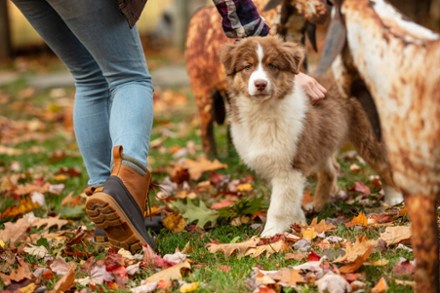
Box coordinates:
[371,277,388,293]
[53,263,75,292]
[0,213,35,243]
[379,226,411,246]
[316,271,351,293]
[32,216,68,230]
[207,237,260,258]
[307,218,336,234]
[19,282,37,293]
[175,200,219,228]
[308,251,321,261]
[61,192,84,207]
[393,258,415,276]
[163,213,186,232]
[163,251,188,264]
[274,268,305,287]
[335,235,376,273]
[346,211,368,227]
[9,258,33,283]
[171,158,227,180]
[23,244,49,259]
[301,227,317,241]
[146,260,191,283]
[350,182,371,196]
[50,258,70,276]
[285,252,307,261]
[0,197,40,219]
[179,282,200,292]
[245,239,290,258]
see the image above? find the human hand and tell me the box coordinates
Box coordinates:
[295,72,327,104]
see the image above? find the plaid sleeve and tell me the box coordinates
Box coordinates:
[213,0,270,38]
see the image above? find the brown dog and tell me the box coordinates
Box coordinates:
[220,36,403,237]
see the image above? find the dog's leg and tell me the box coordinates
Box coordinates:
[313,157,340,212]
[261,170,306,237]
[195,94,216,158]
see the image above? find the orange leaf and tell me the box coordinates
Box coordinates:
[346,211,368,227]
[245,239,289,258]
[371,277,388,293]
[307,217,336,234]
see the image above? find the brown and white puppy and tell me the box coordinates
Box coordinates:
[220,36,403,237]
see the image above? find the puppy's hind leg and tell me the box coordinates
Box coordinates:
[313,156,340,212]
[261,170,306,238]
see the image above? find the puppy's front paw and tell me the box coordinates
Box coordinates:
[261,212,306,238]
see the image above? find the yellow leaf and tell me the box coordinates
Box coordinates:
[379,226,411,246]
[301,227,317,241]
[179,282,200,293]
[53,174,68,181]
[236,183,253,192]
[371,277,388,293]
[0,240,4,248]
[19,282,37,293]
[146,260,191,283]
[163,213,187,232]
[346,211,368,227]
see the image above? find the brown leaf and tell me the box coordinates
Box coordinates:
[393,258,415,276]
[145,260,191,283]
[285,252,307,261]
[9,258,33,283]
[32,216,69,230]
[346,211,368,227]
[61,192,84,207]
[379,226,411,246]
[163,213,186,232]
[371,277,388,293]
[171,158,227,180]
[0,213,34,243]
[207,237,260,258]
[350,182,371,196]
[245,239,290,258]
[335,235,376,273]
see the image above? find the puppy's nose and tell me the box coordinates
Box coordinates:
[255,80,267,91]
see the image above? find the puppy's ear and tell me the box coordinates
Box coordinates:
[220,43,238,76]
[281,42,305,74]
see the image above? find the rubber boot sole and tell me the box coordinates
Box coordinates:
[86,193,151,253]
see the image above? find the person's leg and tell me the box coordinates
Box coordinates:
[11,0,112,186]
[39,0,155,252]
[45,0,154,169]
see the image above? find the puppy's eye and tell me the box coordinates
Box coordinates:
[268,63,279,71]
[243,65,253,71]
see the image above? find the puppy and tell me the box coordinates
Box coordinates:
[220,36,403,237]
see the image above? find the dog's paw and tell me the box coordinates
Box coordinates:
[383,185,404,206]
[261,213,306,238]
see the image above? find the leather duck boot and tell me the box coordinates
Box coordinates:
[85,145,157,252]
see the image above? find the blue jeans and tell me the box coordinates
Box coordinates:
[12,0,154,185]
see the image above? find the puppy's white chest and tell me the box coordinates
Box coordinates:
[231,91,308,179]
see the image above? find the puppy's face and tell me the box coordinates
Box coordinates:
[220,36,304,101]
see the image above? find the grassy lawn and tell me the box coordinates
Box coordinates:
[0,53,422,293]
